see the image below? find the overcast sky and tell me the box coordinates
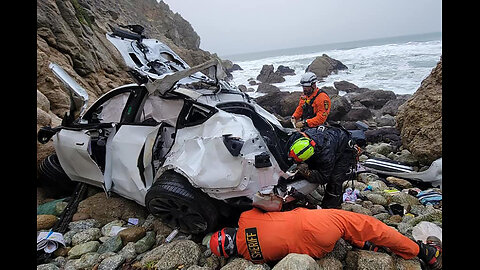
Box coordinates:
[161,0,442,57]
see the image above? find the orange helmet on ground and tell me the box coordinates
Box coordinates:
[209,227,238,258]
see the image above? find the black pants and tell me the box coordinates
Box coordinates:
[321,146,356,209]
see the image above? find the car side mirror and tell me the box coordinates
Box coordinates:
[49,63,89,125]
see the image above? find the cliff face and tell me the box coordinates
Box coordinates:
[396,57,442,164]
[36,0,214,165]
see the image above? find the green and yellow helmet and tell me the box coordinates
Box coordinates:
[288,136,316,162]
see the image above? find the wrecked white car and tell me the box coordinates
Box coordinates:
[38,25,318,234]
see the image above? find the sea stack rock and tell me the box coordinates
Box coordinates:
[306,54,348,79]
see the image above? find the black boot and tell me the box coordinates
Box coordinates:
[417,236,442,270]
[362,241,387,253]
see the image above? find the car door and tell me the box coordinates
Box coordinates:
[54,87,135,188]
[105,93,185,206]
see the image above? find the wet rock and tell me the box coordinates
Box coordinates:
[334,81,359,93]
[137,240,201,269]
[97,235,123,254]
[101,219,126,236]
[257,65,285,83]
[76,193,148,226]
[365,193,388,206]
[350,89,397,110]
[71,227,102,246]
[254,91,302,117]
[68,219,102,232]
[67,241,100,259]
[306,54,348,79]
[272,253,320,270]
[364,127,402,146]
[135,231,157,254]
[390,192,420,207]
[71,252,100,269]
[118,226,146,245]
[257,83,281,94]
[327,95,352,121]
[385,177,413,189]
[408,210,442,226]
[374,114,396,127]
[221,258,254,270]
[37,199,68,216]
[341,105,372,121]
[37,215,58,231]
[345,250,394,270]
[341,203,373,216]
[316,257,343,270]
[392,255,422,270]
[325,238,351,261]
[118,242,137,261]
[365,142,394,157]
[37,264,60,270]
[98,254,125,270]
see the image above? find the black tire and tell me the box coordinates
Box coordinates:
[38,154,76,196]
[145,170,219,234]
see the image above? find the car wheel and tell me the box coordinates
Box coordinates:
[145,170,219,234]
[38,154,76,195]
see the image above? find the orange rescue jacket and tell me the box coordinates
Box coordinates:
[235,207,419,263]
[292,88,331,127]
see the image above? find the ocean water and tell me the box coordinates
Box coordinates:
[226,32,442,97]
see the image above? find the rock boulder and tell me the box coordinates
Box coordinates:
[395,57,442,164]
[306,54,348,79]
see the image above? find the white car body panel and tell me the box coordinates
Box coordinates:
[159,110,284,200]
[109,124,161,205]
[54,130,104,187]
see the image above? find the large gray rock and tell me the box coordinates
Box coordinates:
[306,54,348,79]
[345,250,394,270]
[257,65,286,83]
[71,227,102,246]
[97,235,123,254]
[327,95,351,121]
[76,192,148,226]
[333,81,359,93]
[272,253,320,270]
[98,254,125,270]
[136,239,201,269]
[396,58,442,164]
[254,91,302,117]
[67,241,100,259]
[349,90,397,110]
[221,258,254,270]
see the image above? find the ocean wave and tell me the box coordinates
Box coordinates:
[230,40,442,95]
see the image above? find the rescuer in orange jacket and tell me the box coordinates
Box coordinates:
[209,207,442,269]
[291,72,331,129]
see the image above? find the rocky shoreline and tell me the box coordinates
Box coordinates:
[37,150,442,270]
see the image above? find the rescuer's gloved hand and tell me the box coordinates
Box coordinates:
[295,120,305,128]
[297,163,311,178]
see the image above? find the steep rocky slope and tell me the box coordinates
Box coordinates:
[36,0,216,166]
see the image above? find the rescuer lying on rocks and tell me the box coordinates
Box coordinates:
[209,207,442,270]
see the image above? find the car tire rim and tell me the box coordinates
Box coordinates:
[148,197,208,234]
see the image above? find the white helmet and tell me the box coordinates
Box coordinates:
[300,72,317,86]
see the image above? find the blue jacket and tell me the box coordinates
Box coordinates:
[286,125,353,184]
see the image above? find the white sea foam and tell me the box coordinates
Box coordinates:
[230,39,442,96]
